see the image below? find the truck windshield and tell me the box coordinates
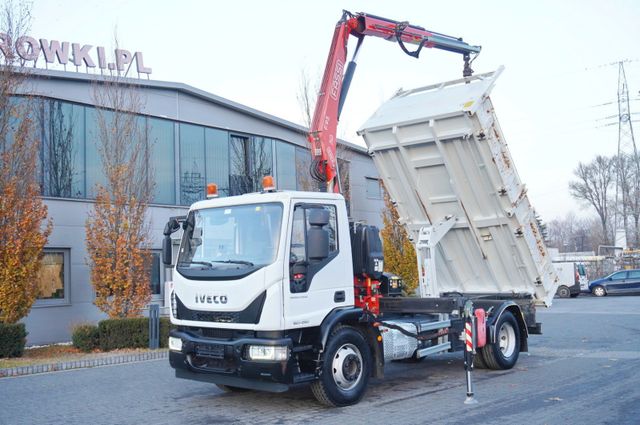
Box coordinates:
[177,202,283,279]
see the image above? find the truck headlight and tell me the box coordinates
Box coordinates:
[169,336,183,352]
[247,345,288,361]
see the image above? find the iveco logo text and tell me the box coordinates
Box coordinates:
[195,294,228,304]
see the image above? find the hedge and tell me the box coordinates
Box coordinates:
[98,317,172,351]
[0,323,28,358]
[72,324,100,352]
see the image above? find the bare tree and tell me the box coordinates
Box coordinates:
[296,67,319,129]
[546,212,603,253]
[85,61,155,318]
[229,136,273,195]
[41,100,76,197]
[569,155,615,245]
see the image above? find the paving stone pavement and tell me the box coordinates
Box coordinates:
[0,349,168,378]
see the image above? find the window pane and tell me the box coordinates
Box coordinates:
[229,135,252,195]
[307,205,338,253]
[179,123,205,205]
[276,141,296,190]
[85,107,107,197]
[295,146,318,191]
[150,252,161,295]
[628,270,640,279]
[149,118,175,204]
[205,128,229,197]
[611,272,626,280]
[253,136,273,182]
[291,207,306,262]
[366,177,382,199]
[37,252,65,299]
[42,100,86,198]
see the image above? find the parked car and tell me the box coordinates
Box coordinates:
[589,269,640,297]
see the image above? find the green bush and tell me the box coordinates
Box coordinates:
[72,324,99,352]
[0,323,28,358]
[98,317,174,351]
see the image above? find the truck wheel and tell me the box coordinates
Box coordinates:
[311,326,371,407]
[215,384,250,393]
[480,311,520,370]
[592,286,606,297]
[556,285,571,298]
[473,350,488,369]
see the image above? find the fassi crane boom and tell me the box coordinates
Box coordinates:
[308,10,481,193]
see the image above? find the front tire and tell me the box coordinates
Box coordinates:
[556,285,571,298]
[592,285,606,297]
[311,326,372,407]
[479,311,520,370]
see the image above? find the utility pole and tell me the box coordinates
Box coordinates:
[614,61,639,249]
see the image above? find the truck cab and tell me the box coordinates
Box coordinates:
[167,189,359,392]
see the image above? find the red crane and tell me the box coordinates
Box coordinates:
[308,10,481,193]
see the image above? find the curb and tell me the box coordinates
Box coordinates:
[0,349,168,378]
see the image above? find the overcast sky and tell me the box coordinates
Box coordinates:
[27,0,640,222]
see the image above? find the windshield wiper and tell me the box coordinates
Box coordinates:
[178,260,214,268]
[211,259,255,266]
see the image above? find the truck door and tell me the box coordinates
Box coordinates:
[283,201,349,328]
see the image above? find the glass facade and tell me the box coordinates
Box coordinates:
[16,96,313,206]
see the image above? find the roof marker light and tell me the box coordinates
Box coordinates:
[206,183,219,199]
[262,175,276,192]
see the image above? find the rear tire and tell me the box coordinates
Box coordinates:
[216,384,250,393]
[556,285,571,298]
[479,311,520,370]
[473,350,488,369]
[311,326,372,407]
[592,285,606,297]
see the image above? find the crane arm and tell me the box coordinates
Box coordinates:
[308,10,481,193]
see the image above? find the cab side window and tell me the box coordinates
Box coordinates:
[289,204,338,293]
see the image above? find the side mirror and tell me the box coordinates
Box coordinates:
[308,229,329,262]
[162,236,173,266]
[163,218,181,236]
[307,209,330,261]
[308,209,330,227]
[162,217,183,266]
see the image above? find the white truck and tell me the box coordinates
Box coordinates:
[163,12,558,407]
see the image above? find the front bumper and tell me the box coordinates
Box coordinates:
[169,329,296,392]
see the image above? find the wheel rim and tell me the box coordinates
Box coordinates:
[331,343,363,391]
[498,322,516,358]
[594,287,605,296]
[559,287,570,298]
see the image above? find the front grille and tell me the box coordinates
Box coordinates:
[195,343,225,359]
[200,328,234,339]
[174,292,266,324]
[190,356,234,373]
[193,311,240,323]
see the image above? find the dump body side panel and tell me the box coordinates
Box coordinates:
[358,68,558,306]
